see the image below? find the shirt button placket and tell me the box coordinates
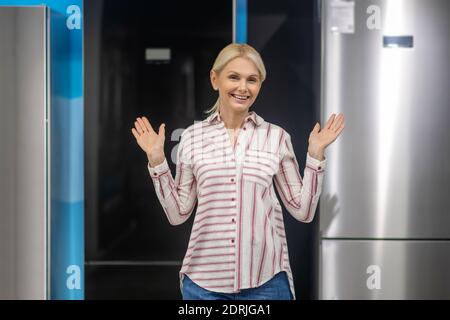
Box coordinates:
[233,168,243,291]
[230,173,238,263]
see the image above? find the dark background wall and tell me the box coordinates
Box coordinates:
[85,0,321,299]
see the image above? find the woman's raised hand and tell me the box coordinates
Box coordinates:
[307,113,345,161]
[131,116,166,167]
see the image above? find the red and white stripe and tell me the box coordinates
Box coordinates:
[148,110,326,300]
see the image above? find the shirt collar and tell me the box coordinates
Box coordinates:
[207,110,264,127]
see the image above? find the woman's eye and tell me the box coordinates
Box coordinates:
[248,79,257,83]
[229,76,238,80]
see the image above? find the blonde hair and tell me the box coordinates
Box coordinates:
[204,43,266,117]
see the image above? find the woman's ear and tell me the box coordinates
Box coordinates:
[210,70,218,91]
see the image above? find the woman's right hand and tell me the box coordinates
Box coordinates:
[131,116,166,167]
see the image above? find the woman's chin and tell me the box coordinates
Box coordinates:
[229,101,252,112]
[220,98,254,113]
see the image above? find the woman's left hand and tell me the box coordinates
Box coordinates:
[308,113,345,161]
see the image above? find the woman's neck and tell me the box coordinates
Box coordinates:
[219,107,249,130]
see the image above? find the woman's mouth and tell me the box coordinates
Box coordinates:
[230,93,250,103]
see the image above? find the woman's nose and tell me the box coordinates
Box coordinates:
[238,80,248,91]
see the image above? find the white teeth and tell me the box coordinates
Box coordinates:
[232,94,249,100]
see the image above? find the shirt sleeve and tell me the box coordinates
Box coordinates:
[273,131,326,223]
[147,130,197,226]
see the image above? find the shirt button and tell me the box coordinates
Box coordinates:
[231,239,235,243]
[153,172,157,176]
[232,218,236,223]
[231,197,235,201]
[231,178,235,183]
[243,127,247,131]
[318,167,321,170]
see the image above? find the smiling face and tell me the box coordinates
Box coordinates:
[210,57,262,114]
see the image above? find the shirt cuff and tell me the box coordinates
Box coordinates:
[306,152,326,171]
[148,158,170,178]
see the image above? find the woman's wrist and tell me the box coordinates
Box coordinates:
[307,146,325,161]
[147,152,166,168]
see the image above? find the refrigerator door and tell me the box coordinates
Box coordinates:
[320,0,450,238]
[320,239,450,299]
[0,6,49,299]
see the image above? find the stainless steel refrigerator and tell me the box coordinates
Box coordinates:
[0,6,49,299]
[319,0,450,299]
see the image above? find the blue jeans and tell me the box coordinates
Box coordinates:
[182,271,293,300]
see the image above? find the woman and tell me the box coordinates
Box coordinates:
[131,43,345,300]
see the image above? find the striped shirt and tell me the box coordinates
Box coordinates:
[148,110,326,299]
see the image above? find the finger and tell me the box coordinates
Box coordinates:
[331,114,344,131]
[158,123,166,136]
[136,118,149,133]
[313,122,320,133]
[325,113,336,129]
[334,116,345,132]
[131,128,140,139]
[335,123,345,137]
[142,116,156,134]
[135,120,144,134]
